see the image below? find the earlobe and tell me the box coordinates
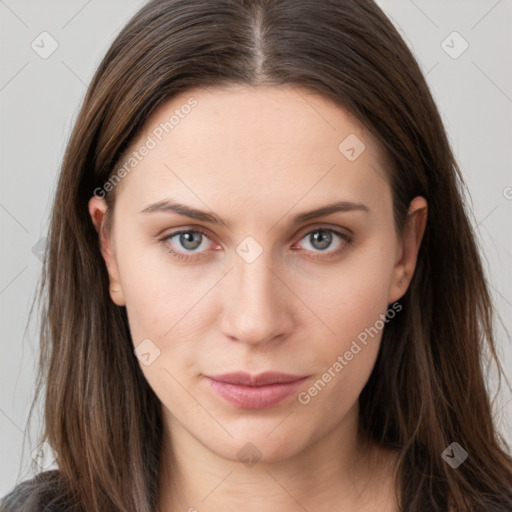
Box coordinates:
[388,196,428,303]
[88,197,126,306]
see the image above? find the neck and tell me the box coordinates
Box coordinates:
[157,402,398,512]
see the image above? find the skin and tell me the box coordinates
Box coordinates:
[89,85,427,512]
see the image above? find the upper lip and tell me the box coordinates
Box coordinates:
[206,371,307,386]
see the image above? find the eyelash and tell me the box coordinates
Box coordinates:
[159,226,353,262]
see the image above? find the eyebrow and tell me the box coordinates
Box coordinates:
[140,199,370,230]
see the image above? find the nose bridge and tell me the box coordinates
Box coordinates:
[220,241,291,345]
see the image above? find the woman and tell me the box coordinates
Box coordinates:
[2,0,511,510]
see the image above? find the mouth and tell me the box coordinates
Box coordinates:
[205,371,309,409]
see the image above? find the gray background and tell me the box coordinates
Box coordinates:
[1,0,511,496]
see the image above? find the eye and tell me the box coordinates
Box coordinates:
[160,226,352,262]
[160,228,214,261]
[294,227,352,259]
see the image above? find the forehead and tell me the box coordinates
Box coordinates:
[114,85,391,213]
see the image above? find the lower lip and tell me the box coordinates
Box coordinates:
[205,377,307,409]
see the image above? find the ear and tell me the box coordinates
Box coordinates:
[88,196,126,306]
[388,196,428,303]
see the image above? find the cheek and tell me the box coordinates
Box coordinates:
[114,230,181,334]
[305,243,395,344]
[297,244,395,397]
[113,237,208,388]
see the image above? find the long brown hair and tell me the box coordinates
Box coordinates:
[2,0,511,510]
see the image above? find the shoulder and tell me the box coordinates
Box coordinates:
[0,471,66,512]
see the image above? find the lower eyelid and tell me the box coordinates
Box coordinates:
[162,227,350,258]
[163,230,212,251]
[294,229,350,254]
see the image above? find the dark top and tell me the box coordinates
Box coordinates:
[0,471,65,512]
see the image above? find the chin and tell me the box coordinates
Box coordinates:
[204,419,313,465]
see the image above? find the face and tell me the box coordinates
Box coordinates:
[89,85,426,464]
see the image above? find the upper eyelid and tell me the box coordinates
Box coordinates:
[162,224,350,248]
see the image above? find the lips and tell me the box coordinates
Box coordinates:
[205,371,308,409]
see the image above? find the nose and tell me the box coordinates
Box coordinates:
[219,254,295,347]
